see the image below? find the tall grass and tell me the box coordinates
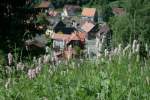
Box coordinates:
[0,42,150,100]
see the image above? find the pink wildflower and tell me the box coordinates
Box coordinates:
[28,69,32,79]
[8,52,13,66]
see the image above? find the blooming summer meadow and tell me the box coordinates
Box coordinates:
[0,40,149,100]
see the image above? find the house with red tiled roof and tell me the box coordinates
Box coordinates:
[81,8,97,22]
[51,33,69,49]
[51,31,86,49]
[80,21,97,39]
[51,31,86,59]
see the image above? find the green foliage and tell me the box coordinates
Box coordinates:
[102,5,113,22]
[74,46,81,55]
[52,0,90,7]
[46,39,53,47]
[0,50,6,65]
[109,0,150,45]
[36,15,49,25]
[109,15,131,46]
[1,54,150,99]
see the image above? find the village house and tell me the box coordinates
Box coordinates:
[81,8,97,22]
[80,21,96,40]
[34,0,54,12]
[51,33,69,50]
[51,31,86,50]
[47,17,79,34]
[46,16,81,38]
[50,31,86,59]
[63,5,81,17]
[46,14,76,32]
[112,7,126,16]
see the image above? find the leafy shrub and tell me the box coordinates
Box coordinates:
[0,50,6,65]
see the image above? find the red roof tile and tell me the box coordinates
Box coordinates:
[35,1,51,8]
[81,8,96,17]
[69,31,86,42]
[51,31,86,43]
[81,21,95,33]
[51,34,70,41]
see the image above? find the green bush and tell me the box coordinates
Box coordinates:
[0,50,5,65]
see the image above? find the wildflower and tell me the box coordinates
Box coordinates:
[28,69,32,79]
[53,67,57,72]
[113,48,118,55]
[145,43,148,52]
[132,40,137,53]
[48,69,53,75]
[25,45,29,51]
[33,56,37,64]
[45,46,50,54]
[135,43,140,53]
[118,44,122,54]
[97,52,102,59]
[46,54,51,63]
[43,97,48,100]
[31,69,36,78]
[95,37,100,48]
[140,67,143,76]
[8,52,13,66]
[98,43,103,53]
[35,65,41,74]
[77,63,80,67]
[146,76,149,85]
[61,71,66,76]
[102,35,106,43]
[123,44,131,56]
[16,62,25,71]
[128,63,131,73]
[96,93,100,99]
[5,66,12,74]
[28,69,36,79]
[101,57,105,62]
[5,78,11,89]
[49,65,53,69]
[38,57,43,65]
[104,49,109,57]
[66,68,69,74]
[109,54,112,61]
[43,54,51,64]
